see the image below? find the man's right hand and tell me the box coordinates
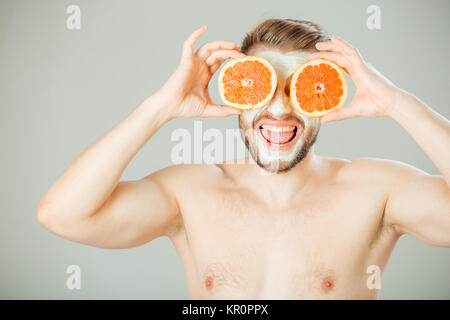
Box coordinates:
[157,26,244,119]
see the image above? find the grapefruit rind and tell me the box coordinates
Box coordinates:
[290,58,347,117]
[218,56,277,110]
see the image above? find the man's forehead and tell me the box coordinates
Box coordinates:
[250,49,310,78]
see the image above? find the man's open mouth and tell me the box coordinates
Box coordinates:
[260,125,297,144]
[257,120,302,151]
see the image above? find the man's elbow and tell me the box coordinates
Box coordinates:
[36,198,68,232]
[36,199,55,229]
[36,200,79,241]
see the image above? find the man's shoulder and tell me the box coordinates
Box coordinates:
[334,156,423,185]
[143,162,227,188]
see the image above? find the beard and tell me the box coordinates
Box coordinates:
[239,116,320,174]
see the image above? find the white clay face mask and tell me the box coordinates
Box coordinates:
[239,49,321,172]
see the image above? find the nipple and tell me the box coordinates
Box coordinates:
[321,276,335,293]
[205,276,214,290]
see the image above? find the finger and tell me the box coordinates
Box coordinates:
[308,51,351,71]
[197,40,237,59]
[182,26,207,58]
[205,49,245,66]
[315,41,343,53]
[331,35,360,57]
[209,62,221,75]
[202,104,242,118]
[320,104,358,123]
[208,50,242,74]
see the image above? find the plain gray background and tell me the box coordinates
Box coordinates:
[0,0,449,299]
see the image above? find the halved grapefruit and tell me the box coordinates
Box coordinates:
[218,56,277,110]
[290,58,347,117]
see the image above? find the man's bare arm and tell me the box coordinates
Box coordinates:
[36,26,243,248]
[310,36,450,246]
[36,95,179,248]
[383,95,450,246]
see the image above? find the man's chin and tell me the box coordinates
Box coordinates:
[253,155,300,174]
[241,124,319,174]
[249,137,317,174]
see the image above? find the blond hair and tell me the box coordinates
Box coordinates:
[241,18,330,54]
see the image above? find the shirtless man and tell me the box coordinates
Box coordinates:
[36,19,450,299]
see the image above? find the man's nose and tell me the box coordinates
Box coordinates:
[265,80,293,117]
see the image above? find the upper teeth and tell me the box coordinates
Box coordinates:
[261,125,295,132]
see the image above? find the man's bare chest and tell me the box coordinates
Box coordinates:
[170,183,389,298]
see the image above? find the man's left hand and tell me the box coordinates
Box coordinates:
[308,36,406,123]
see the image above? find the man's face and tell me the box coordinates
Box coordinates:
[239,49,321,173]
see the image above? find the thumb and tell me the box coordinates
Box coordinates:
[320,104,358,123]
[202,104,242,118]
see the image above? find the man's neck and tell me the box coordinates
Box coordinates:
[240,148,320,206]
